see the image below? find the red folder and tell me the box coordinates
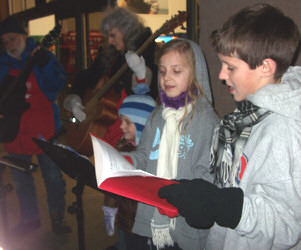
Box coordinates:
[91,133,179,218]
[100,176,179,218]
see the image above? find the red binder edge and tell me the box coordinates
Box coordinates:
[100,176,179,218]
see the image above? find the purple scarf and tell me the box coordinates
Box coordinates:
[160,89,190,109]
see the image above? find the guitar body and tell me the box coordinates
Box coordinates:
[66,77,121,156]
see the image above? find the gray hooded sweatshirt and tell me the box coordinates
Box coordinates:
[206,66,301,250]
[123,39,219,249]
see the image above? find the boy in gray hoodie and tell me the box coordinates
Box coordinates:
[159,4,301,249]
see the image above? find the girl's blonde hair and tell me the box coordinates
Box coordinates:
[156,39,204,133]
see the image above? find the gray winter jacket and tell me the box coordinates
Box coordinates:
[206,66,301,250]
[123,39,220,249]
[125,97,219,249]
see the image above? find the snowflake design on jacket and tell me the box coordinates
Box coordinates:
[149,128,194,160]
[178,134,194,159]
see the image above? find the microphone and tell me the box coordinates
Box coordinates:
[0,156,38,174]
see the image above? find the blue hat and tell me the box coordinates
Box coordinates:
[0,17,26,37]
[119,94,156,144]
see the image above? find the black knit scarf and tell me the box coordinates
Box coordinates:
[210,100,271,187]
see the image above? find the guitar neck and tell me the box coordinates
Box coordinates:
[85,31,159,110]
[136,29,161,56]
[85,11,187,111]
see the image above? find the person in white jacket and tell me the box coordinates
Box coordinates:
[158,4,301,249]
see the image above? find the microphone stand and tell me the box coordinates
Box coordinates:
[45,122,86,250]
[32,137,99,250]
[67,181,85,250]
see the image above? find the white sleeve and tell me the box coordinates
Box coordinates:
[235,118,301,249]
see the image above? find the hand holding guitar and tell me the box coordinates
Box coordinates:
[33,47,51,68]
[63,94,86,122]
[125,50,146,80]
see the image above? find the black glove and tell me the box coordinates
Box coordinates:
[158,178,243,229]
[34,48,50,68]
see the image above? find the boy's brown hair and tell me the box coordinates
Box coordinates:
[211,4,300,80]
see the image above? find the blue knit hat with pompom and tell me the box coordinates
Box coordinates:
[119,94,156,145]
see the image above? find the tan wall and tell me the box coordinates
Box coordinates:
[0,0,9,20]
[198,0,301,118]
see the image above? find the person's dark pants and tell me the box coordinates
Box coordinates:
[10,153,66,222]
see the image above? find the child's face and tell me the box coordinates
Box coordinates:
[218,54,266,101]
[159,50,191,98]
[120,114,136,142]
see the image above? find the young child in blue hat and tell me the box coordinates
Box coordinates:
[102,92,156,249]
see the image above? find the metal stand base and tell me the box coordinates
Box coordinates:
[68,181,85,250]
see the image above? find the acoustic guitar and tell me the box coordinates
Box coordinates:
[0,24,62,142]
[66,11,187,157]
